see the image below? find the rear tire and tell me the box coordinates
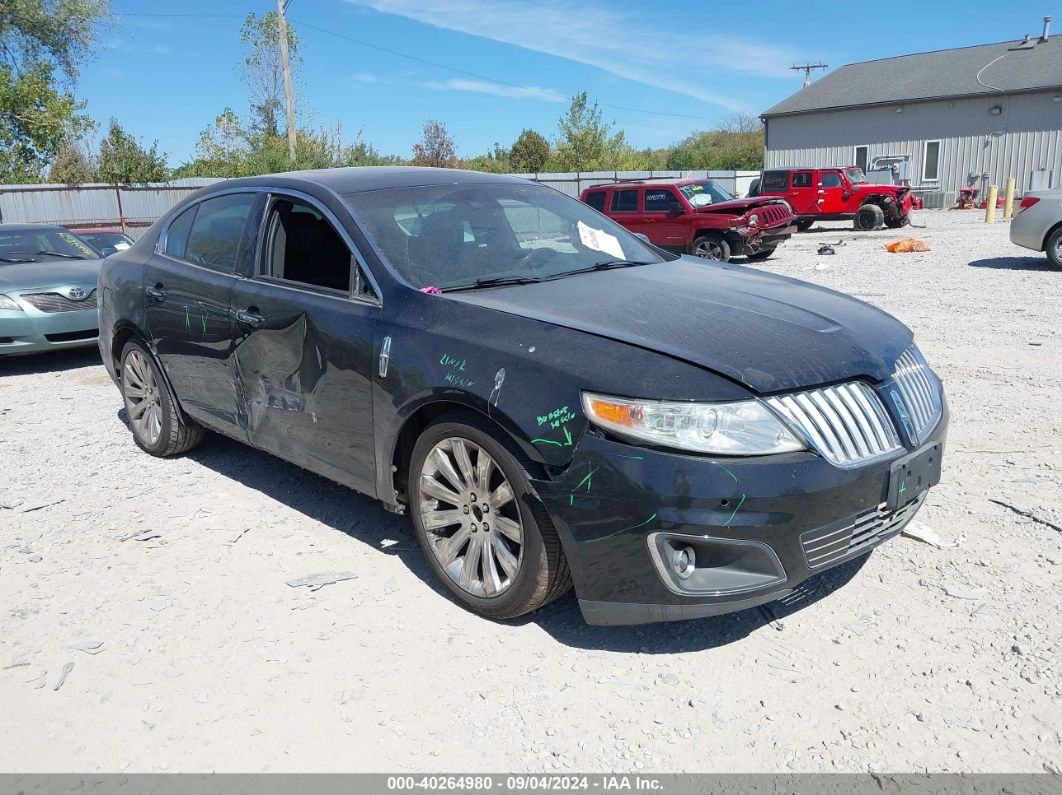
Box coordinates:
[1047,227,1062,269]
[408,411,572,620]
[796,219,815,232]
[691,234,731,262]
[120,340,204,457]
[854,204,885,230]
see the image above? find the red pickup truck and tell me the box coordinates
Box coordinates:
[580,178,796,262]
[750,167,914,230]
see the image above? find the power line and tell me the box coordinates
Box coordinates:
[112,11,727,125]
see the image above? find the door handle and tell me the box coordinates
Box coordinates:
[145,285,166,303]
[236,309,265,328]
[818,190,826,194]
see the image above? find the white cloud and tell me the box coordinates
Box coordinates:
[425,78,566,102]
[344,0,798,112]
[352,72,380,83]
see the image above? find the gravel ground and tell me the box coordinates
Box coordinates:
[1,210,1060,773]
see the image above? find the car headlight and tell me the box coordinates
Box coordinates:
[0,294,22,311]
[883,196,894,204]
[582,392,805,455]
[748,213,760,226]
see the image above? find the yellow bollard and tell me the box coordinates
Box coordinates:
[985,184,998,223]
[1003,177,1016,219]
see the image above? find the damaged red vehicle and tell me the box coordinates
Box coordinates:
[580,178,796,262]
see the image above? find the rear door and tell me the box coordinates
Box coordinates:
[229,191,381,494]
[817,170,847,214]
[143,190,263,439]
[640,187,688,250]
[787,171,817,214]
[607,188,643,235]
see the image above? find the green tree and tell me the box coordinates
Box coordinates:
[239,11,300,137]
[411,119,456,168]
[0,0,105,182]
[665,114,764,171]
[48,135,96,182]
[554,92,632,172]
[96,119,169,183]
[509,128,549,173]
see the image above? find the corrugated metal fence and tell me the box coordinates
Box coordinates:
[0,171,759,237]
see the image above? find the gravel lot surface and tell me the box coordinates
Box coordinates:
[1,210,1060,773]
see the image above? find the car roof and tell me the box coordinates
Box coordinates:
[764,166,850,171]
[584,178,706,190]
[0,223,67,232]
[216,166,526,195]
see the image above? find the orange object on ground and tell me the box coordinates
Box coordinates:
[884,238,930,253]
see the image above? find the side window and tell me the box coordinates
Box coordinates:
[182,193,257,274]
[584,191,606,211]
[792,172,813,188]
[262,197,354,294]
[611,189,638,212]
[165,205,196,261]
[761,171,788,191]
[644,189,682,212]
[821,172,843,188]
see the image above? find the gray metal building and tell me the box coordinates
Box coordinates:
[762,20,1062,207]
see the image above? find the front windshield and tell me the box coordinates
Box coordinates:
[81,232,132,251]
[0,228,98,263]
[677,180,735,208]
[345,182,667,290]
[845,168,868,184]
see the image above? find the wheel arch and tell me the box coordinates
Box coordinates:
[110,322,189,417]
[1041,219,1062,252]
[385,393,548,508]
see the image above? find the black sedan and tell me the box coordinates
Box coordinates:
[97,167,947,626]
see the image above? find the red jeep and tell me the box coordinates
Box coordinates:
[580,178,796,262]
[750,167,913,231]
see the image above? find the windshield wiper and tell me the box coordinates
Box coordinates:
[18,250,88,260]
[0,255,34,263]
[548,259,653,278]
[443,275,544,292]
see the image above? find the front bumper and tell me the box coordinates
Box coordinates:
[532,402,948,626]
[0,307,99,356]
[737,222,797,253]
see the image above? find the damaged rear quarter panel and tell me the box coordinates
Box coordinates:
[372,290,751,504]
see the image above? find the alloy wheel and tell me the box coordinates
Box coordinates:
[418,437,524,598]
[694,240,725,260]
[123,349,163,446]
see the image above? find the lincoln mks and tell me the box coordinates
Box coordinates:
[97,167,947,625]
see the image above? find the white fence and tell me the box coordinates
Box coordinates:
[0,171,759,237]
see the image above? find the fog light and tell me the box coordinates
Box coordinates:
[671,545,696,579]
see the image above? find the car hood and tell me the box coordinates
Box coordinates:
[0,259,102,293]
[853,183,907,194]
[446,257,912,394]
[693,196,789,214]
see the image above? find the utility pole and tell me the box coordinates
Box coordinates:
[790,63,828,88]
[277,0,297,163]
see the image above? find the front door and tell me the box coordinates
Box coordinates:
[229,192,380,494]
[639,187,688,250]
[817,171,847,214]
[787,171,817,215]
[142,191,262,439]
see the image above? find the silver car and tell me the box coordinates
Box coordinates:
[1010,188,1062,269]
[0,224,103,356]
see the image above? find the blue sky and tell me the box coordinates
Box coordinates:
[78,0,1056,166]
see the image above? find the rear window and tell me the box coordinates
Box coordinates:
[761,171,788,191]
[584,191,606,211]
[168,193,258,274]
[611,189,638,212]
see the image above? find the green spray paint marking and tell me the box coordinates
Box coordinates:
[200,308,207,338]
[531,424,573,448]
[716,463,739,483]
[614,453,644,460]
[587,512,658,543]
[531,437,563,447]
[723,493,747,527]
[184,307,191,334]
[568,464,599,506]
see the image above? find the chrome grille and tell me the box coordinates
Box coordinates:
[21,290,97,313]
[891,346,942,442]
[758,204,793,227]
[800,497,923,569]
[766,382,902,467]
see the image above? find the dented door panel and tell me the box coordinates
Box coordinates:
[230,278,379,494]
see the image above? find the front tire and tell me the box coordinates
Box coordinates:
[120,340,204,457]
[409,412,571,620]
[1045,227,1062,269]
[854,204,885,230]
[692,234,731,262]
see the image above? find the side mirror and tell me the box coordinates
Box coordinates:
[633,233,651,243]
[842,190,851,202]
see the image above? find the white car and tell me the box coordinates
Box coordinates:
[1010,188,1062,269]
